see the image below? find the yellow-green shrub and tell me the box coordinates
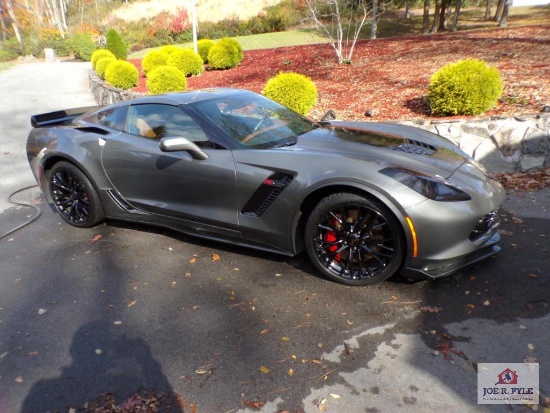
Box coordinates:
[142,50,168,76]
[95,56,115,78]
[160,45,180,55]
[197,39,215,63]
[147,65,187,94]
[168,48,204,76]
[207,38,243,70]
[428,59,504,116]
[104,60,138,90]
[262,72,318,115]
[91,49,115,70]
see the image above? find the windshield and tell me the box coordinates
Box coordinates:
[191,92,318,149]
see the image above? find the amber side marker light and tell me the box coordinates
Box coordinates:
[405,216,418,257]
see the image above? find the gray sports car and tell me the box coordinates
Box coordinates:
[26,88,505,286]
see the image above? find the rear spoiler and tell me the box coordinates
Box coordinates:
[30,105,104,128]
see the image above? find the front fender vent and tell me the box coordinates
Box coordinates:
[394,139,437,156]
[241,173,294,217]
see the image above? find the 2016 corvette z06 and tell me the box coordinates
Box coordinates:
[26,88,506,286]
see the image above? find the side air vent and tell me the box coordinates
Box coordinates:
[394,139,437,156]
[106,189,148,214]
[241,173,295,217]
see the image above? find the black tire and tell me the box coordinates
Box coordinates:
[48,161,105,228]
[305,193,405,286]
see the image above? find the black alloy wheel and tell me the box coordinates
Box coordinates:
[305,193,404,286]
[49,161,105,228]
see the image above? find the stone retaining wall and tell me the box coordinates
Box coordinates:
[396,115,550,173]
[89,70,142,105]
[89,70,550,173]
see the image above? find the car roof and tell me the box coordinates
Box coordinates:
[114,88,254,107]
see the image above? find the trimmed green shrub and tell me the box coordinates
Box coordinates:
[147,65,187,94]
[262,72,318,115]
[70,32,97,61]
[197,39,215,63]
[207,44,233,70]
[207,38,243,70]
[142,50,168,76]
[106,28,128,60]
[218,37,243,65]
[104,60,138,90]
[160,45,180,55]
[91,49,116,70]
[428,59,504,116]
[95,56,116,78]
[168,48,204,76]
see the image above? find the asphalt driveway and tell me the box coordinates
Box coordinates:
[0,60,548,413]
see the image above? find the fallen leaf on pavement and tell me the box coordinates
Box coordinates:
[259,366,270,374]
[420,305,444,313]
[244,400,265,410]
[211,254,220,261]
[92,234,103,243]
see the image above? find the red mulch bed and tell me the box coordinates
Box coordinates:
[130,25,550,121]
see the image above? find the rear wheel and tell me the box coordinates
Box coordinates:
[48,161,105,228]
[305,193,405,286]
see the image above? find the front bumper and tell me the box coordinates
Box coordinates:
[402,229,501,280]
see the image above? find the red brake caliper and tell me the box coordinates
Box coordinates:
[324,218,341,261]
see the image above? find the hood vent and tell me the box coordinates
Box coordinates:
[394,139,437,156]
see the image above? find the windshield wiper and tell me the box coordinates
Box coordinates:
[272,136,298,148]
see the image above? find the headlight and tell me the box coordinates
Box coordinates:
[380,167,471,202]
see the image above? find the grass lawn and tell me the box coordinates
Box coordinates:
[0,62,15,72]
[128,4,549,59]
[129,28,327,59]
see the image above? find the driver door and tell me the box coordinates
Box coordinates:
[101,103,240,237]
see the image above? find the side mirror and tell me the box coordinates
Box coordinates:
[321,110,337,121]
[159,137,209,160]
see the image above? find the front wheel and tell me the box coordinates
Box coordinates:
[48,161,105,228]
[305,193,405,286]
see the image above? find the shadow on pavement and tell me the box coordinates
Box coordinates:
[21,320,184,412]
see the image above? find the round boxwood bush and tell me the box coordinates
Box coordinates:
[168,48,204,76]
[160,45,180,55]
[428,59,503,116]
[95,56,116,78]
[147,65,187,94]
[262,72,318,115]
[106,28,128,60]
[217,37,243,65]
[142,50,168,76]
[91,49,115,70]
[104,60,138,90]
[207,38,243,70]
[197,39,215,63]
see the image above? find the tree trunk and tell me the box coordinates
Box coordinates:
[494,0,505,22]
[438,0,450,32]
[485,0,492,20]
[4,0,23,52]
[450,0,462,31]
[431,0,442,33]
[404,2,411,19]
[370,0,378,39]
[498,0,510,27]
[422,0,430,34]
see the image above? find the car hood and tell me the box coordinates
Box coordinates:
[296,121,469,179]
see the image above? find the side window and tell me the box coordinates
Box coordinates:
[82,107,126,131]
[125,104,209,143]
